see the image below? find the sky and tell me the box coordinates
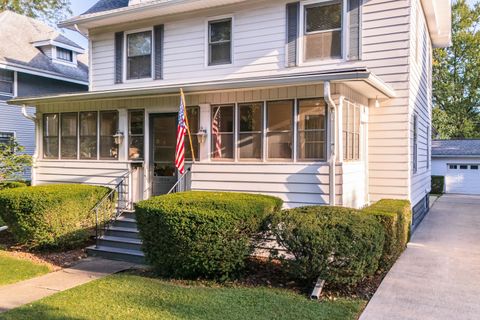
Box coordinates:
[63,0,479,50]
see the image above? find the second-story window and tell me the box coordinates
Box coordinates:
[57,47,73,62]
[208,18,232,66]
[127,31,152,80]
[0,69,14,96]
[304,1,343,61]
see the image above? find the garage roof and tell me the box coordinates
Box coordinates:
[432,140,480,157]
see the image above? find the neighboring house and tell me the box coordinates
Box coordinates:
[432,140,480,195]
[0,10,88,179]
[8,1,451,224]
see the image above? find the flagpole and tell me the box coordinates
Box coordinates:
[180,88,196,163]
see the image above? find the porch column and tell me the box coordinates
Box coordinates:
[198,104,211,162]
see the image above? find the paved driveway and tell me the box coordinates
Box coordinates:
[360,194,480,320]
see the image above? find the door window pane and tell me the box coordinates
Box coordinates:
[304,1,343,61]
[100,111,119,160]
[80,112,97,160]
[43,114,59,159]
[343,102,361,161]
[298,99,327,160]
[129,110,144,160]
[127,31,152,79]
[238,103,263,160]
[211,105,234,159]
[267,100,293,160]
[209,19,232,65]
[61,113,77,159]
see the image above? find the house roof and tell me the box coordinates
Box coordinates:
[0,11,88,85]
[7,68,396,106]
[83,0,130,15]
[432,140,480,157]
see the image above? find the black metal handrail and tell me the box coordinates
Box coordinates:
[167,167,192,194]
[92,170,132,248]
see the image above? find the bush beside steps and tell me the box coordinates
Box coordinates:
[0,184,115,250]
[136,191,283,281]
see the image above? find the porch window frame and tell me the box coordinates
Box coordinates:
[298,0,348,66]
[128,109,145,161]
[211,104,236,161]
[297,98,328,162]
[99,110,120,160]
[266,99,295,162]
[79,111,99,160]
[237,102,264,161]
[60,112,79,160]
[185,105,201,162]
[124,27,154,82]
[43,113,60,160]
[343,101,361,162]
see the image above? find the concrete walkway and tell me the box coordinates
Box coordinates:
[361,194,480,320]
[0,257,136,313]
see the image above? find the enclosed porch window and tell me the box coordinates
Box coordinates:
[343,101,361,161]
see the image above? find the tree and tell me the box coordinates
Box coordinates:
[0,0,71,23]
[0,138,32,181]
[432,0,480,139]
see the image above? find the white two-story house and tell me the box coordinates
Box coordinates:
[9,0,451,229]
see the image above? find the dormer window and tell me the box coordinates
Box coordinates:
[56,47,73,62]
[126,30,153,80]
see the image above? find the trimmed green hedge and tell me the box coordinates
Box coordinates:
[0,181,27,191]
[0,184,114,249]
[362,200,412,270]
[431,176,445,194]
[271,206,385,287]
[136,191,283,281]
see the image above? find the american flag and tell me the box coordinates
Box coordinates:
[175,94,187,174]
[212,107,222,158]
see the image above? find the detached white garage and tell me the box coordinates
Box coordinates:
[432,140,480,194]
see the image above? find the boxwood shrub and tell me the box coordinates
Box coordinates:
[0,184,114,249]
[271,206,385,287]
[431,176,445,194]
[136,191,283,281]
[362,200,412,270]
[0,181,27,191]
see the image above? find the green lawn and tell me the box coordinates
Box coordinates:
[0,273,365,320]
[0,251,50,286]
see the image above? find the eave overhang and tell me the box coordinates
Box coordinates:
[7,68,396,106]
[59,0,253,32]
[421,0,452,48]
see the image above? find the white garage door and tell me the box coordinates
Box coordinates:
[446,164,480,194]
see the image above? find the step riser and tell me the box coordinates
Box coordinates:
[97,239,142,251]
[105,229,140,239]
[87,248,145,264]
[122,212,136,220]
[112,220,137,229]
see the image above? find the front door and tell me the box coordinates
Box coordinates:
[150,113,177,196]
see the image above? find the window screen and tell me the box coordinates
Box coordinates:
[127,31,152,79]
[208,19,232,65]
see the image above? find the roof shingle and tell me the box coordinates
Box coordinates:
[432,140,480,157]
[83,0,130,15]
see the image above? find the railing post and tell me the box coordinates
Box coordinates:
[95,207,99,249]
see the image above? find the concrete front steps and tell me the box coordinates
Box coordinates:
[86,211,145,264]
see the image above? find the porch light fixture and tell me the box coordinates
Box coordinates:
[197,128,207,144]
[375,97,380,108]
[113,131,125,145]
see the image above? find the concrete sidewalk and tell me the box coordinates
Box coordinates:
[0,257,136,313]
[360,194,480,320]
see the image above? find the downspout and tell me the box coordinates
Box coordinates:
[21,105,38,185]
[324,82,336,206]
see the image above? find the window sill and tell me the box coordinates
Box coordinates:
[297,58,345,68]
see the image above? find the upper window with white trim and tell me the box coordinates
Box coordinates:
[127,31,153,80]
[304,0,343,61]
[0,69,14,96]
[208,18,232,66]
[56,47,73,62]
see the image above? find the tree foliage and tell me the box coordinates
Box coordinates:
[433,0,480,139]
[0,0,71,23]
[0,138,32,181]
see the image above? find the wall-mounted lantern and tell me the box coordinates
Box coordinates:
[113,131,124,145]
[197,128,207,144]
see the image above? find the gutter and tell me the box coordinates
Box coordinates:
[324,81,336,206]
